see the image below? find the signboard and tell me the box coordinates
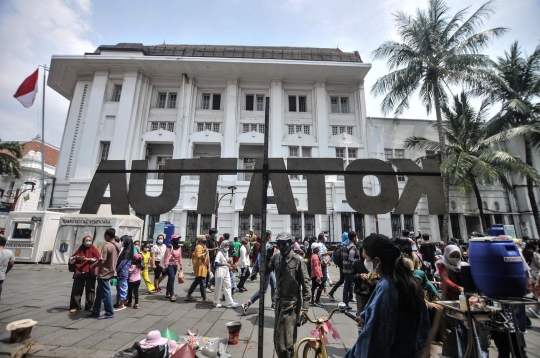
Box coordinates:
[60,217,115,226]
[503,225,516,238]
[153,222,165,243]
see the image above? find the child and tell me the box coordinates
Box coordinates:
[140,242,155,294]
[127,254,144,309]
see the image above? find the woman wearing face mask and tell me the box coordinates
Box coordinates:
[345,234,429,358]
[213,240,238,308]
[68,235,100,313]
[163,235,183,302]
[140,242,155,294]
[151,234,167,293]
[436,245,465,300]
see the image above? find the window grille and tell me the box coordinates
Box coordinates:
[243,124,250,133]
[346,127,353,135]
[112,84,122,102]
[394,149,405,159]
[202,94,211,110]
[168,93,177,108]
[303,126,310,135]
[99,142,110,162]
[151,122,159,131]
[288,125,295,135]
[157,93,167,108]
[339,126,346,134]
[167,123,175,132]
[213,123,220,132]
[160,122,167,130]
[348,149,357,158]
[205,123,212,131]
[299,96,307,112]
[258,124,265,134]
[384,149,393,160]
[340,97,349,113]
[289,147,299,157]
[251,124,258,132]
[330,97,339,113]
[336,148,345,158]
[197,123,204,132]
[296,125,302,133]
[256,95,264,111]
[332,126,338,135]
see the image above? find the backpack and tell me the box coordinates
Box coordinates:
[333,245,343,268]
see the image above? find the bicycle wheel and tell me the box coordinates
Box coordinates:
[302,342,321,358]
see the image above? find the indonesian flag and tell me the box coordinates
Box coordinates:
[13,68,39,108]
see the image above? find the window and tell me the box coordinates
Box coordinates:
[196,123,220,133]
[288,95,307,112]
[304,213,315,237]
[336,148,345,158]
[330,96,349,113]
[394,149,405,159]
[149,122,174,132]
[243,124,250,133]
[288,125,295,134]
[288,125,310,135]
[246,95,254,111]
[391,214,401,238]
[243,158,256,181]
[156,156,171,179]
[354,213,365,240]
[200,214,212,235]
[404,214,414,232]
[155,92,177,108]
[258,124,265,134]
[99,142,110,162]
[239,212,251,236]
[202,93,221,110]
[348,149,357,158]
[256,95,264,111]
[112,84,122,102]
[12,222,33,239]
[303,126,310,135]
[336,147,357,180]
[331,126,353,136]
[168,93,177,108]
[151,122,159,131]
[289,147,299,157]
[341,213,351,233]
[291,213,302,238]
[186,211,198,243]
[158,92,167,108]
[302,147,311,157]
[384,149,393,160]
[251,124,258,132]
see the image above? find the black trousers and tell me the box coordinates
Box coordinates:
[328,267,353,299]
[311,277,326,302]
[491,331,527,358]
[188,276,207,298]
[70,275,96,311]
[237,267,250,289]
[127,280,141,305]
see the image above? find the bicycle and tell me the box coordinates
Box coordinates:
[294,302,357,358]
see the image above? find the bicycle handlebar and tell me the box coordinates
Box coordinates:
[300,306,355,326]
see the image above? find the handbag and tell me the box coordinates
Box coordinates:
[178,269,185,284]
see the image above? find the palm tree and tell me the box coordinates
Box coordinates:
[371,0,507,239]
[405,93,539,232]
[0,141,23,178]
[473,42,540,235]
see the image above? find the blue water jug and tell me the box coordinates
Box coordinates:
[468,238,526,298]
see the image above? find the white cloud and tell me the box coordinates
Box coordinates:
[0,0,95,147]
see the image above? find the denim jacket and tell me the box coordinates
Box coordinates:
[345,277,430,358]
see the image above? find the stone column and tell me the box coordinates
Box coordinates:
[179,79,194,159]
[270,80,283,157]
[315,82,329,157]
[74,70,109,179]
[222,78,238,181]
[358,80,367,147]
[109,71,139,160]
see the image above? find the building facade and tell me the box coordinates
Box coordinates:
[46,43,540,242]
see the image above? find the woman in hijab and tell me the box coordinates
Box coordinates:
[163,234,183,302]
[437,245,466,300]
[213,240,238,308]
[68,235,100,313]
[114,236,134,311]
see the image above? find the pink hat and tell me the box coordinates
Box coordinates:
[172,234,181,239]
[139,330,168,349]
[133,253,143,260]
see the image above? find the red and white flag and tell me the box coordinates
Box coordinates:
[13,68,39,108]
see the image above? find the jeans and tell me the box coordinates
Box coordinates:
[166,265,178,296]
[249,272,276,304]
[343,274,353,306]
[116,277,128,301]
[322,265,328,287]
[92,278,114,317]
[188,276,207,298]
[329,267,344,296]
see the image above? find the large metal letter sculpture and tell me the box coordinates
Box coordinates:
[344,159,399,214]
[391,159,445,214]
[287,158,344,214]
[243,158,297,215]
[80,160,130,215]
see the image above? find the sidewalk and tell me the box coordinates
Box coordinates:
[0,264,538,357]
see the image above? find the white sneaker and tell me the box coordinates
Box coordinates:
[227,302,239,308]
[214,303,222,308]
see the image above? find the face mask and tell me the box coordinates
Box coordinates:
[157,239,163,244]
[448,257,461,265]
[143,248,149,252]
[84,242,91,247]
[364,259,378,273]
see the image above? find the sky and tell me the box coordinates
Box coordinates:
[0,0,539,148]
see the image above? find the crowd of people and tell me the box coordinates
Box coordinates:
[17,225,536,357]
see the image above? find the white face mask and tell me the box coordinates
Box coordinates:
[84,241,91,247]
[448,257,461,265]
[364,259,378,273]
[157,239,163,244]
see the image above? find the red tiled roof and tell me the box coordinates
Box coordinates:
[22,141,59,166]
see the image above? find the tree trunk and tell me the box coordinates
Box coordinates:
[523,134,540,237]
[431,79,450,241]
[471,179,487,232]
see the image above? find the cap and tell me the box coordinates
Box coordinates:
[276,232,292,242]
[311,242,321,250]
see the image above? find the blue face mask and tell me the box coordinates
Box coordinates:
[157,239,163,244]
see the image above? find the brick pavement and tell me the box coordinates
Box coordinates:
[0,264,538,357]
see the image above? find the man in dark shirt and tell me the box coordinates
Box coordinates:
[419,233,436,269]
[205,228,219,290]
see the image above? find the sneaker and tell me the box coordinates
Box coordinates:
[242,303,249,315]
[351,297,357,303]
[528,306,540,319]
[309,301,316,306]
[271,303,275,310]
[345,306,354,312]
[328,293,337,301]
[313,301,324,309]
[214,303,222,308]
[227,302,239,308]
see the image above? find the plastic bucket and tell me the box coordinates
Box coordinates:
[226,321,242,345]
[468,238,526,298]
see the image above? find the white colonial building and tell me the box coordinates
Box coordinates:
[46,43,540,242]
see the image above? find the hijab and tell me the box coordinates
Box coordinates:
[442,245,462,272]
[171,235,181,250]
[414,270,441,300]
[118,236,134,262]
[220,240,230,259]
[72,235,100,273]
[341,232,349,245]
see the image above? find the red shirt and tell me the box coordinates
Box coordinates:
[310,254,323,280]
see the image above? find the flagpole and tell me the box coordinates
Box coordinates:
[39,64,48,211]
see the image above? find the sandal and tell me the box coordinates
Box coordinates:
[69,309,77,313]
[133,304,139,309]
[170,295,177,302]
[201,298,212,303]
[185,296,197,301]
